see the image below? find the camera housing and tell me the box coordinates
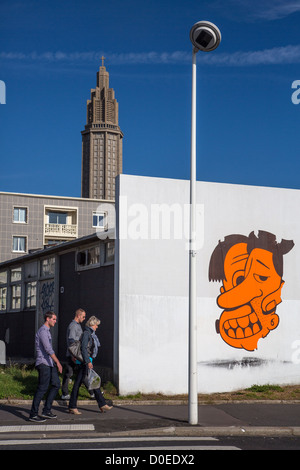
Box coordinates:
[190,21,221,52]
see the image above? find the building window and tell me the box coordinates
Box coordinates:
[26,281,37,308]
[48,212,67,225]
[0,287,7,312]
[24,262,37,309]
[0,271,7,285]
[46,240,64,246]
[12,236,27,253]
[10,267,22,310]
[93,211,106,228]
[76,244,100,270]
[11,267,21,283]
[24,261,38,279]
[13,207,27,223]
[44,207,78,246]
[40,257,55,278]
[0,271,7,312]
[11,285,21,310]
[104,241,114,263]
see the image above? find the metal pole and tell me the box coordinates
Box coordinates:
[188,47,198,425]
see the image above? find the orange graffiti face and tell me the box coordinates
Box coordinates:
[216,243,284,351]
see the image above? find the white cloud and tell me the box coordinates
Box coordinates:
[1,45,300,67]
[207,45,300,66]
[211,0,300,21]
[253,0,300,20]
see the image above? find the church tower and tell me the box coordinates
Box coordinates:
[81,59,123,200]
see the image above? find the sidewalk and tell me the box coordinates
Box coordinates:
[1,399,300,438]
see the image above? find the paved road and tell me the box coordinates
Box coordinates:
[0,400,300,451]
[0,435,240,451]
[1,434,300,451]
[1,400,300,432]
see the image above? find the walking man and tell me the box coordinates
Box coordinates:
[61,308,87,400]
[29,311,62,422]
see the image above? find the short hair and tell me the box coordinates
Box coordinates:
[209,230,294,282]
[209,234,248,282]
[44,311,56,321]
[86,316,101,327]
[75,308,85,318]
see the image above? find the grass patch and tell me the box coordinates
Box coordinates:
[1,364,300,402]
[0,363,115,401]
[246,384,284,393]
[241,384,284,400]
[0,363,38,399]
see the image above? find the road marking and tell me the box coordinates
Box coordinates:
[0,436,217,445]
[109,446,240,451]
[0,436,241,450]
[0,424,95,433]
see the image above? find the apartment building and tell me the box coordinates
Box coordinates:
[0,191,115,262]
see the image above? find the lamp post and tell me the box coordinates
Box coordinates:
[188,21,221,425]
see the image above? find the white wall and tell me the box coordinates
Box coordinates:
[114,174,300,395]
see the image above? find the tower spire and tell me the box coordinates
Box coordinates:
[81,63,123,200]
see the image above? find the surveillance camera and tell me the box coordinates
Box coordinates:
[190,21,221,52]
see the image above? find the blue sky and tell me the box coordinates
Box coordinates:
[1,0,300,197]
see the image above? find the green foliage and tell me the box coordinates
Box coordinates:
[246,384,284,393]
[0,363,113,400]
[0,363,38,399]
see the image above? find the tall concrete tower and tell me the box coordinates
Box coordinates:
[81,59,123,200]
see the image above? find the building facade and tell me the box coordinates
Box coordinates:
[3,174,300,395]
[0,231,115,381]
[81,62,123,200]
[114,175,300,395]
[0,191,115,262]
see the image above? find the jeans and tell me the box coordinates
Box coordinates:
[62,358,91,395]
[30,364,61,417]
[69,364,106,410]
[62,357,77,395]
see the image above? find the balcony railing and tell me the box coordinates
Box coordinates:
[44,223,77,237]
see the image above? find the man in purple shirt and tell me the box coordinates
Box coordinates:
[29,311,63,422]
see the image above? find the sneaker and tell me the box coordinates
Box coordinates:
[40,412,57,419]
[61,394,70,400]
[29,415,46,423]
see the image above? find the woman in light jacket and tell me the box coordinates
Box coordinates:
[68,316,112,414]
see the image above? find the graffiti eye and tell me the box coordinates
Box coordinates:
[236,275,245,285]
[254,274,269,283]
[232,271,245,287]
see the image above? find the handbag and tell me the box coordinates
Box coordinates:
[86,368,101,390]
[68,340,83,363]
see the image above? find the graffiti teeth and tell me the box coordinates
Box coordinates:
[236,327,244,339]
[249,312,258,324]
[237,315,249,328]
[229,319,238,329]
[245,327,253,337]
[228,329,236,338]
[223,311,262,341]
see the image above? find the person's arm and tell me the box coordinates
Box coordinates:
[50,353,63,374]
[68,322,79,344]
[67,322,82,362]
[39,328,62,373]
[81,330,93,367]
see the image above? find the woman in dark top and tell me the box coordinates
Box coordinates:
[68,316,112,414]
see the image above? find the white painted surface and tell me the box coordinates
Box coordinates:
[114,175,300,394]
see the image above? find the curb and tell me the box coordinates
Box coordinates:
[99,425,300,438]
[2,399,300,406]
